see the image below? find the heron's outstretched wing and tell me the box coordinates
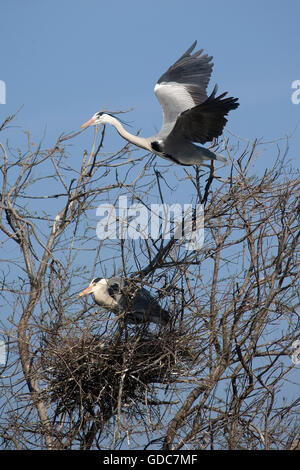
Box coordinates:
[166,86,239,145]
[154,41,214,138]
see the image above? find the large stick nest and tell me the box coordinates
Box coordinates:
[40,325,191,421]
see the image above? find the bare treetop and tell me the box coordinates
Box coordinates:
[0,111,299,450]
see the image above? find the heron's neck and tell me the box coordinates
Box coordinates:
[94,284,118,308]
[105,115,151,151]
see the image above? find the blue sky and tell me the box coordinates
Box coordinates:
[1,0,300,163]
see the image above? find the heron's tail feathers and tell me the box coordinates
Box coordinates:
[214,152,227,163]
[198,147,227,163]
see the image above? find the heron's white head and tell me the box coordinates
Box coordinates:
[81,112,113,128]
[78,277,108,297]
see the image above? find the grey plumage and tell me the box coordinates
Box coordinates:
[81,41,239,167]
[79,277,170,326]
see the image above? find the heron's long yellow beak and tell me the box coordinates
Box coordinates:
[78,285,93,297]
[81,117,96,128]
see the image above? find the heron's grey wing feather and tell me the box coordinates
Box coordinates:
[132,287,154,312]
[169,40,198,64]
[133,288,170,325]
[157,48,213,103]
[154,82,196,139]
[166,88,239,145]
[154,41,214,139]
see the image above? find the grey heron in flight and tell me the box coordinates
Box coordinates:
[78,277,170,326]
[81,41,239,166]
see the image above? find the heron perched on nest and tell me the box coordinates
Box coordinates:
[81,40,239,166]
[78,277,170,325]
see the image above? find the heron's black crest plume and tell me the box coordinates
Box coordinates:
[96,110,132,128]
